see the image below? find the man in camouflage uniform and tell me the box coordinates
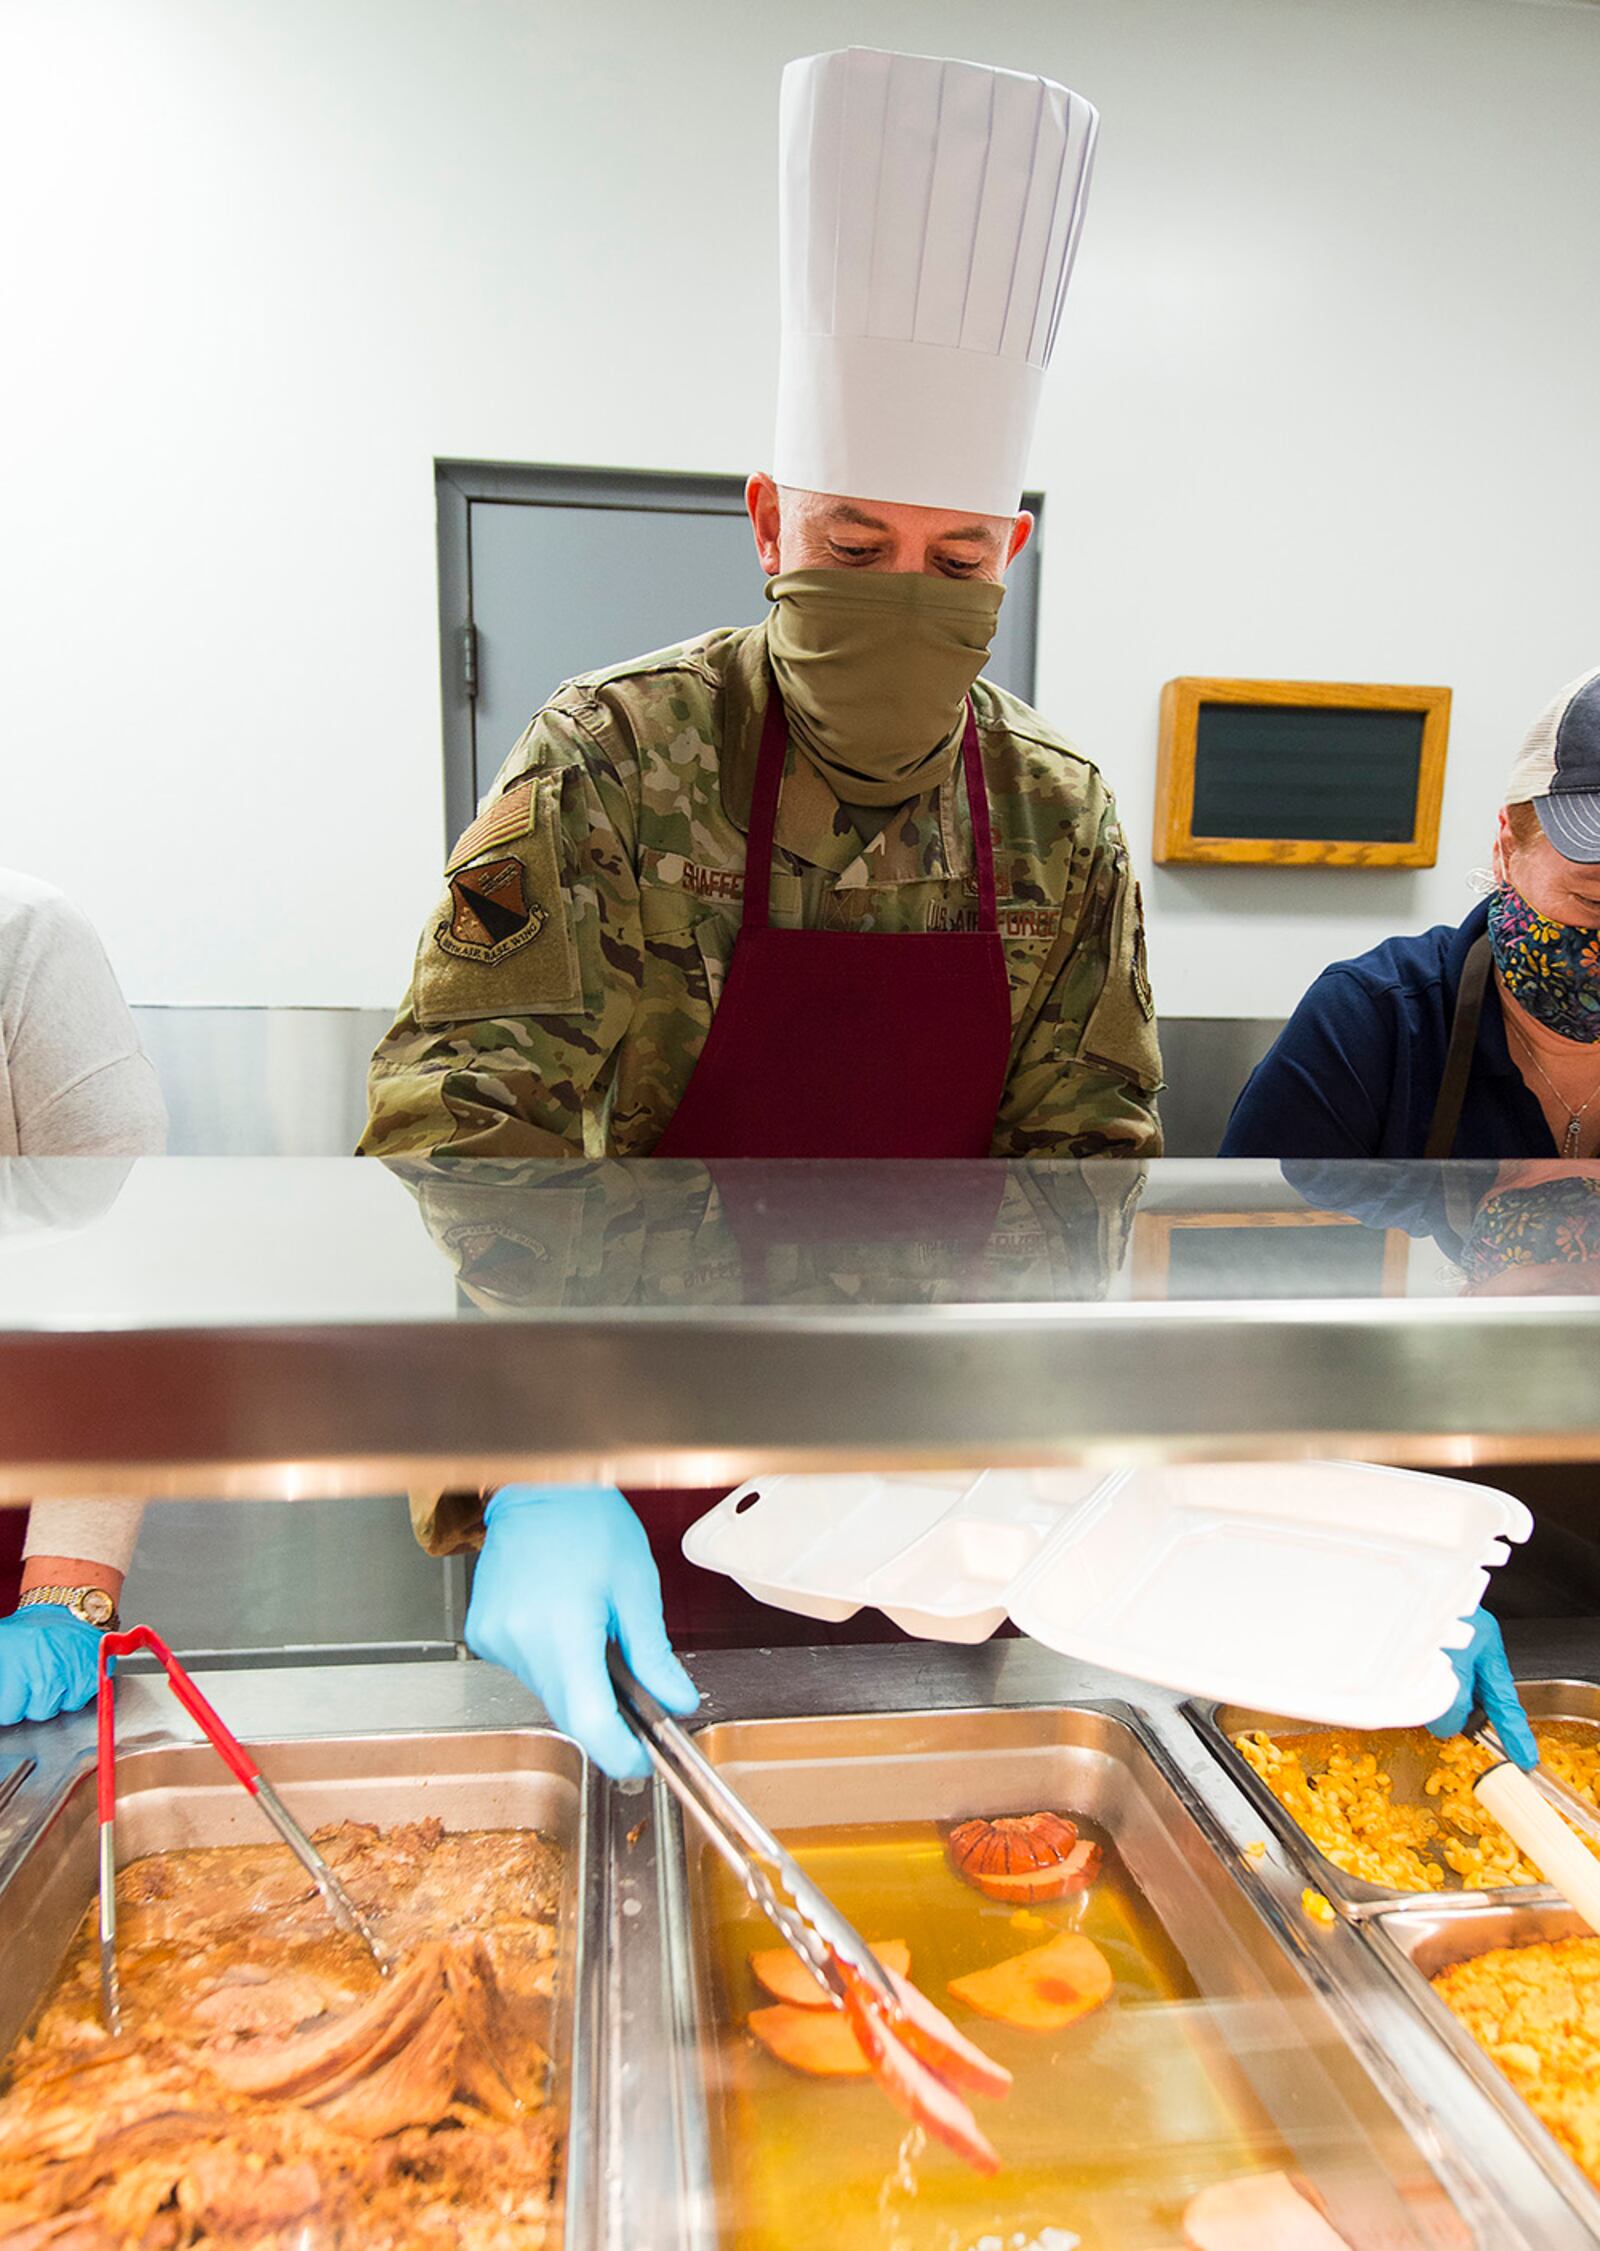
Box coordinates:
[362,45,1163,1779]
[362,606,1159,1161]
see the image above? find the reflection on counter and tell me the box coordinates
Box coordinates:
[397,1155,1600,1313]
[0,1155,1596,1326]
[390,1156,1146,1315]
[1286,1158,1600,1299]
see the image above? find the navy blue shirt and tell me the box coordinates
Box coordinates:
[1220,902,1560,1160]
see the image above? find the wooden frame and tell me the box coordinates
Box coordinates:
[1154,676,1452,868]
[1131,1209,1412,1300]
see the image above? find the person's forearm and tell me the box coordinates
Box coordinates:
[19,1554,125,1602]
[21,1499,145,1601]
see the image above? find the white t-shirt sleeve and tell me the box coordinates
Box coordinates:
[0,877,163,1575]
[23,1498,146,1575]
[0,874,166,1157]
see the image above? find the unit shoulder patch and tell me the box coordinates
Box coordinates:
[436,855,547,963]
[414,770,585,1025]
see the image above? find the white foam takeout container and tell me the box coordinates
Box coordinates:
[680,1461,1533,1729]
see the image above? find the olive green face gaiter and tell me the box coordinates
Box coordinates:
[764,569,1005,808]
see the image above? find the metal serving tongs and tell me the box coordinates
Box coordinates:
[606,1645,1012,2173]
[1465,1709,1600,1935]
[96,1626,390,2033]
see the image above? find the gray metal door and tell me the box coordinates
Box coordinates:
[437,462,1042,839]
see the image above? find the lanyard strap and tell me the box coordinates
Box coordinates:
[743,694,996,935]
[1424,933,1492,1160]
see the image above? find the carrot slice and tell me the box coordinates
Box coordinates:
[947,1931,1114,2031]
[748,2002,872,2076]
[750,1940,911,2008]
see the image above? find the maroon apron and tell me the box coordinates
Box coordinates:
[633,689,1013,1645]
[0,1512,23,1617]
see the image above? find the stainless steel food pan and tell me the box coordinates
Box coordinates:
[1187,1682,1600,1917]
[0,1726,601,2250]
[1368,1898,1600,2240]
[651,1702,1472,2251]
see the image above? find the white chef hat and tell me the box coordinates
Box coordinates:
[773,46,1099,520]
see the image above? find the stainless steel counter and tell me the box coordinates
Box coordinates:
[6,1632,1600,2246]
[2,1156,1599,1499]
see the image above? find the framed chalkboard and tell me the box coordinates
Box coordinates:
[1154,677,1451,866]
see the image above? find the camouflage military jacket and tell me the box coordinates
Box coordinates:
[361,623,1163,1162]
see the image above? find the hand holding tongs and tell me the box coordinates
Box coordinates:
[96,1626,390,2033]
[606,1644,1012,2173]
[1466,1709,1600,1936]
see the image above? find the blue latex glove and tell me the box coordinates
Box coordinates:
[465,1486,698,1780]
[0,1605,104,1725]
[1429,1609,1538,1768]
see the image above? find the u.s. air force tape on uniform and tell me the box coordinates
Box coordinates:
[415,774,584,1025]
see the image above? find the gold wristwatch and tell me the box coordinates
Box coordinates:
[17,1585,119,1630]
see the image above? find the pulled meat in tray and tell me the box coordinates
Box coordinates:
[0,1818,566,2250]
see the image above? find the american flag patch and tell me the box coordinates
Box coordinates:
[446,778,536,874]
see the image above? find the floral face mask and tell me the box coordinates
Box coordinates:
[1487,882,1600,1044]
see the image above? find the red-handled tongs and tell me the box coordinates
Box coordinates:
[96,1626,390,2032]
[606,1646,1012,2174]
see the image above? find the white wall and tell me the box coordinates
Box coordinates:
[3,0,1597,1018]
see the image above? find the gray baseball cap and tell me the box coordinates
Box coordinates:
[1504,665,1600,864]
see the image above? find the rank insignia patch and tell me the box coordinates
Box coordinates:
[436,856,547,963]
